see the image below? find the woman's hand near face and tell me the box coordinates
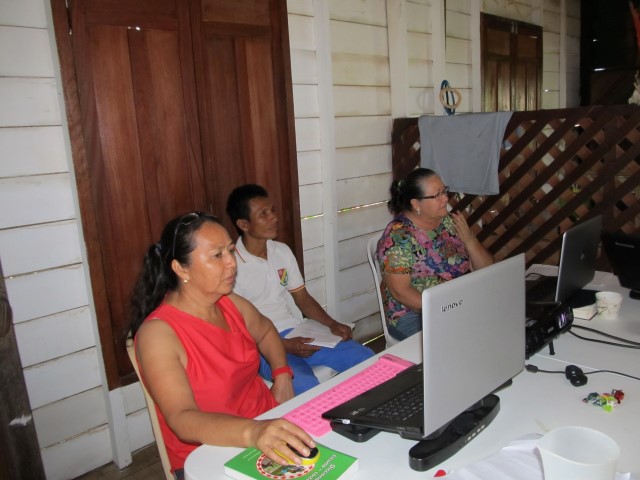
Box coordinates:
[450,211,494,269]
[451,211,475,244]
[249,418,316,466]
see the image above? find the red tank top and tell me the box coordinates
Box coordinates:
[139,295,277,471]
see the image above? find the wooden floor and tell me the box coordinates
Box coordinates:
[76,336,386,480]
[76,445,163,480]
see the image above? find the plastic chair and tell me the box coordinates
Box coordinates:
[126,339,173,480]
[366,236,400,348]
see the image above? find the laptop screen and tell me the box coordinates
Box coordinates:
[554,214,602,303]
[421,253,526,436]
[322,254,526,442]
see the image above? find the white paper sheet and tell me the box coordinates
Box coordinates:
[284,320,342,348]
[441,434,631,480]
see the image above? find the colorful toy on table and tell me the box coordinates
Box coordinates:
[582,389,625,412]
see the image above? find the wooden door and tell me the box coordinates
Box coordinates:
[191,0,301,247]
[481,14,542,112]
[52,0,300,387]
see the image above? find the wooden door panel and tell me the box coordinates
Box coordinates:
[526,64,539,110]
[195,0,300,248]
[200,36,248,225]
[55,0,299,386]
[201,0,270,25]
[497,61,512,112]
[514,62,527,111]
[517,34,538,58]
[482,13,542,112]
[130,28,207,228]
[89,28,150,376]
[66,0,206,382]
[484,60,498,111]
[486,28,510,55]
[245,40,281,183]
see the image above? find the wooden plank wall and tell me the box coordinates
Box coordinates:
[0,2,138,478]
[289,1,397,343]
[392,106,640,269]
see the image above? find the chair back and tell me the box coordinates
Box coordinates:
[126,339,173,480]
[366,236,400,347]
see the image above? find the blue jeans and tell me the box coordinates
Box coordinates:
[260,329,374,395]
[387,310,422,341]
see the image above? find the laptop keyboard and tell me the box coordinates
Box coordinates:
[283,354,414,436]
[367,383,423,421]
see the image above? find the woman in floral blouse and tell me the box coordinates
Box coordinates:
[376,168,494,341]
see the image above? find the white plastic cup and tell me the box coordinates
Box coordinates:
[537,426,620,480]
[595,291,623,320]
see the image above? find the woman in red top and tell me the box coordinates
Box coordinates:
[130,212,314,478]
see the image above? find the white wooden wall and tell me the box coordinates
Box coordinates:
[0,0,580,477]
[293,0,584,348]
[0,1,152,478]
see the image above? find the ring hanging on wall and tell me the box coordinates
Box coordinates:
[439,80,462,115]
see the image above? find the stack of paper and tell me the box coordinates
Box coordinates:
[572,302,597,320]
[285,320,343,348]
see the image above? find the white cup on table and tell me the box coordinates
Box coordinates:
[595,291,623,320]
[537,426,620,480]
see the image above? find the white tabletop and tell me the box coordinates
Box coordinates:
[528,266,640,377]
[185,270,640,479]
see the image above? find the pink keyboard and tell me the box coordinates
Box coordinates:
[283,354,414,437]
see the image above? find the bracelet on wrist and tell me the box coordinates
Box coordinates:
[272,365,294,382]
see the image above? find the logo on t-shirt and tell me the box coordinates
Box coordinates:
[278,268,289,287]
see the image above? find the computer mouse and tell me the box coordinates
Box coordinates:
[275,445,319,465]
[565,365,588,386]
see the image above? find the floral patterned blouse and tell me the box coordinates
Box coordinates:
[376,214,470,326]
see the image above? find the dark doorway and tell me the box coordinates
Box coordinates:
[580,1,638,105]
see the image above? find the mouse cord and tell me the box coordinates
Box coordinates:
[569,325,640,348]
[524,364,564,374]
[525,364,640,381]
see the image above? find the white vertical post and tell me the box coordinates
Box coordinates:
[431,0,446,115]
[312,0,340,318]
[470,1,481,112]
[387,0,408,118]
[559,0,567,107]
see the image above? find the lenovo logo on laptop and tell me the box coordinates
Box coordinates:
[441,299,463,313]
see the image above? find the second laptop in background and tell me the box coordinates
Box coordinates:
[526,214,602,308]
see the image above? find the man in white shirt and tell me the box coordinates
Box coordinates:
[226,184,374,394]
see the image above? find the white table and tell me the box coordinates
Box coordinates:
[528,266,640,377]
[185,275,640,479]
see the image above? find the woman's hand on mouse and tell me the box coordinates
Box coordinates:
[250,419,315,465]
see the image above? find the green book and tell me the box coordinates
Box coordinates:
[223,443,358,480]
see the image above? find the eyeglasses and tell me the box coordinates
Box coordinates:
[416,187,450,200]
[170,211,205,260]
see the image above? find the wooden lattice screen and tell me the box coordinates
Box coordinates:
[392,105,640,269]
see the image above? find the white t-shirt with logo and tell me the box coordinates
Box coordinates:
[233,237,305,332]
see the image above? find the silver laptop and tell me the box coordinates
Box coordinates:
[526,214,602,307]
[322,254,526,441]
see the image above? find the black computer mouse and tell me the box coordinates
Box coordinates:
[291,445,319,460]
[565,365,588,386]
